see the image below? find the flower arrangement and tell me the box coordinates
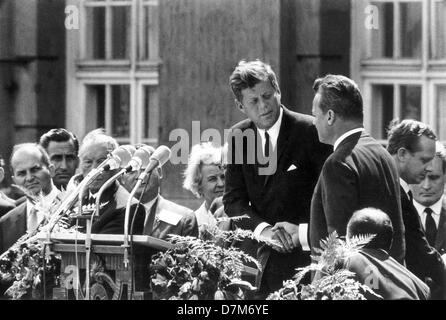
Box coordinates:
[0,190,76,299]
[149,233,262,300]
[267,231,382,300]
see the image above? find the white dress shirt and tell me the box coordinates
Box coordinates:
[413,196,443,229]
[253,107,309,250]
[257,107,283,157]
[333,127,364,151]
[26,184,60,233]
[400,178,411,201]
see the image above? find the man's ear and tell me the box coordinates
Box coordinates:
[235,100,245,114]
[397,148,409,162]
[157,167,163,180]
[327,109,336,126]
[0,167,4,184]
[48,164,56,177]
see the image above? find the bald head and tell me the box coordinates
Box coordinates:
[347,208,394,251]
[11,143,54,196]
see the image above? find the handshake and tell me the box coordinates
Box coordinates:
[261,222,301,253]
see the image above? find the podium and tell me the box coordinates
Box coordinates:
[42,233,172,300]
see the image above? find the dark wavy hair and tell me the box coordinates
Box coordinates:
[386,119,436,155]
[229,59,280,103]
[39,128,79,154]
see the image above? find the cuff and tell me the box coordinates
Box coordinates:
[299,223,310,251]
[254,222,271,238]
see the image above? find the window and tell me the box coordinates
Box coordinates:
[66,0,160,145]
[352,0,446,142]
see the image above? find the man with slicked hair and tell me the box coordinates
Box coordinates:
[39,128,79,190]
[309,74,405,264]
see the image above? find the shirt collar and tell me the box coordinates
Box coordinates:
[26,183,59,213]
[257,107,283,149]
[399,178,411,198]
[143,194,159,212]
[414,195,444,217]
[333,127,364,151]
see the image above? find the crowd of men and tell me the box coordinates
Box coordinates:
[0,59,445,300]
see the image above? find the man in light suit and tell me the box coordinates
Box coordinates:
[223,60,332,296]
[0,143,59,253]
[120,145,198,240]
[309,74,405,263]
[387,119,446,299]
[412,142,446,256]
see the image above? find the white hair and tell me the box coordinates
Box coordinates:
[183,142,225,198]
[78,128,118,158]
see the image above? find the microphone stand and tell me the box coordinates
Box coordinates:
[123,165,154,269]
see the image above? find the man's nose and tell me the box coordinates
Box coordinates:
[259,98,269,112]
[421,178,431,190]
[25,171,35,181]
[216,177,224,187]
[60,156,68,169]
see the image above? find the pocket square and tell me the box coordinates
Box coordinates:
[287,164,297,171]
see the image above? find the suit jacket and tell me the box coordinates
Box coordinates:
[0,202,27,253]
[345,248,430,300]
[77,183,146,235]
[435,198,446,255]
[310,131,405,263]
[0,193,16,219]
[223,106,332,291]
[400,187,446,298]
[144,195,198,240]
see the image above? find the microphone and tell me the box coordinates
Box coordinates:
[138,145,171,178]
[124,146,154,172]
[123,145,171,268]
[102,146,133,171]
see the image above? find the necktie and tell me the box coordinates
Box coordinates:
[424,207,437,247]
[143,199,159,235]
[264,131,270,158]
[27,207,38,233]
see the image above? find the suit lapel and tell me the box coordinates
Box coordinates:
[145,197,160,236]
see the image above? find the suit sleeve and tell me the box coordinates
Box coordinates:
[320,158,359,237]
[223,131,266,232]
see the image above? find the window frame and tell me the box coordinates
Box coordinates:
[351,0,446,143]
[66,0,160,145]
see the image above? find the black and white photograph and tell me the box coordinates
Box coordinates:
[0,0,445,303]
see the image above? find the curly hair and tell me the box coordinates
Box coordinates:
[183,142,225,198]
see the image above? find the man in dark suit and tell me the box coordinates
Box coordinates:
[39,128,79,191]
[309,74,405,263]
[412,142,446,256]
[120,145,198,240]
[223,60,331,296]
[0,143,59,253]
[0,156,15,218]
[69,129,145,235]
[345,208,430,300]
[387,119,446,299]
